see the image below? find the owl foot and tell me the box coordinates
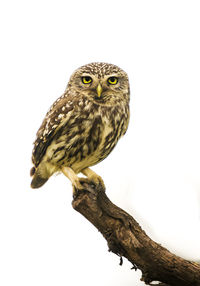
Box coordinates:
[61,166,105,194]
[88,175,105,191]
[72,177,98,199]
[81,167,106,191]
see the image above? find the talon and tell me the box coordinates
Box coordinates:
[72,186,78,199]
[73,179,85,190]
[89,175,106,191]
[81,167,106,191]
[61,166,106,192]
[73,177,95,191]
[77,177,93,188]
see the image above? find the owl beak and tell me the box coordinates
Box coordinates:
[96,83,103,98]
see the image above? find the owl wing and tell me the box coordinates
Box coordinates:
[32,94,74,168]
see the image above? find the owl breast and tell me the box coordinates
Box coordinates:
[43,101,129,174]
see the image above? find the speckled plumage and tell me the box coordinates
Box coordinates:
[30,62,130,189]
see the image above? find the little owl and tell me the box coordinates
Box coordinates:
[30,62,130,190]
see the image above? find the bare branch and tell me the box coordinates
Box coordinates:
[72,183,200,286]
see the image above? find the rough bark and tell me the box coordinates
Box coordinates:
[72,183,200,286]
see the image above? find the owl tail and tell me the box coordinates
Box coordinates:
[30,166,48,189]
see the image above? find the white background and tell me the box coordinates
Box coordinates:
[0,0,200,285]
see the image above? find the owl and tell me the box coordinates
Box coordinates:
[30,62,130,190]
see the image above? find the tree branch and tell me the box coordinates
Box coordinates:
[72,183,200,286]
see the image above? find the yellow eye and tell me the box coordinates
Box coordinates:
[82,76,92,84]
[107,77,118,85]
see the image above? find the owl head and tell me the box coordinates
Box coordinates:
[67,62,130,106]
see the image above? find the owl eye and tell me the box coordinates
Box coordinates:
[107,77,118,85]
[82,76,93,84]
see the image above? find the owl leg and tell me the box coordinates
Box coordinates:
[81,167,105,191]
[61,166,84,190]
